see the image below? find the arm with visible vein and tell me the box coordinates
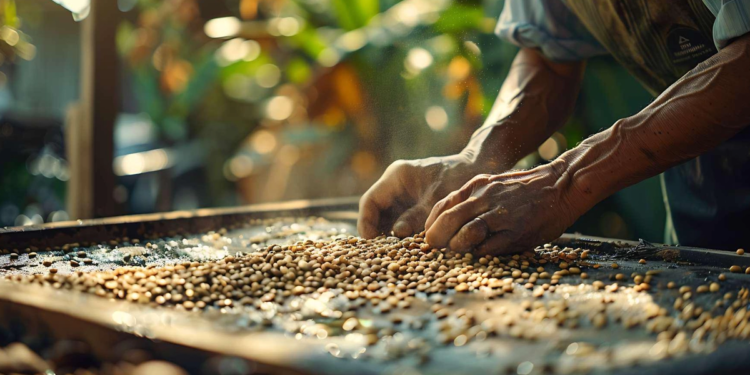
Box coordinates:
[557,34,750,215]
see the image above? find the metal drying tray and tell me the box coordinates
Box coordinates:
[1,197,750,375]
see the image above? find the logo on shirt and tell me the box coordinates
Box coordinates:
[666,25,716,69]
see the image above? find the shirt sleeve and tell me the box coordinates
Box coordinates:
[703,0,750,49]
[495,0,608,62]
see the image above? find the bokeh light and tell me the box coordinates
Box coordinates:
[113,149,171,176]
[266,96,294,121]
[538,138,559,161]
[393,2,419,27]
[277,17,301,37]
[464,40,481,56]
[117,153,146,175]
[229,155,255,178]
[49,210,70,222]
[538,132,567,161]
[317,48,341,67]
[405,47,433,72]
[336,30,367,52]
[51,0,90,14]
[204,17,241,39]
[251,130,277,154]
[448,56,471,80]
[256,64,281,88]
[425,106,448,131]
[216,38,260,66]
[0,27,20,46]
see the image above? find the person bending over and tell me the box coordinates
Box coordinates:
[358,0,750,253]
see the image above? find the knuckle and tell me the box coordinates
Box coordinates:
[445,191,464,206]
[388,159,414,173]
[358,194,373,210]
[391,159,407,168]
[446,192,463,206]
[431,198,448,214]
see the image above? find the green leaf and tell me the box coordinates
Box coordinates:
[174,50,218,106]
[287,27,329,59]
[286,57,311,84]
[433,4,484,33]
[218,53,274,81]
[133,68,165,124]
[4,0,18,28]
[115,21,135,56]
[331,0,379,30]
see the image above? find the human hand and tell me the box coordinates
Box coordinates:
[358,154,493,238]
[424,162,585,255]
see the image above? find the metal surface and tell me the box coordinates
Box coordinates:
[1,197,750,374]
[0,196,361,250]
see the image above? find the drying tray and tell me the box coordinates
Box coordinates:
[1,196,750,375]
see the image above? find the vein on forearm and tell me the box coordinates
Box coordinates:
[564,34,750,209]
[465,48,585,171]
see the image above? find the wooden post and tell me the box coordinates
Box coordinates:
[67,1,121,219]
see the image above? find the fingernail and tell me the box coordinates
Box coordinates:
[393,221,411,237]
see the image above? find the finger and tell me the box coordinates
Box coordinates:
[392,205,429,237]
[448,205,516,252]
[448,217,490,253]
[476,231,517,256]
[448,207,513,253]
[358,180,400,238]
[425,185,476,231]
[424,191,460,231]
[424,194,449,231]
[425,198,485,248]
[425,174,492,230]
[358,193,382,239]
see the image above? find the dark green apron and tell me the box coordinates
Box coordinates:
[565,0,750,249]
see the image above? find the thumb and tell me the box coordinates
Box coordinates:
[392,205,430,237]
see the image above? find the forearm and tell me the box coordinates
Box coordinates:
[462,48,586,172]
[559,34,750,213]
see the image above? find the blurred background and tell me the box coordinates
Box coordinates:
[0,0,664,241]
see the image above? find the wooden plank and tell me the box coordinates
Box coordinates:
[68,0,121,219]
[0,196,360,249]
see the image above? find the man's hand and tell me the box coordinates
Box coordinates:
[357,48,586,240]
[358,154,489,238]
[424,161,582,255]
[424,33,750,254]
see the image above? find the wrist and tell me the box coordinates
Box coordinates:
[553,130,621,218]
[460,126,520,174]
[555,118,649,217]
[457,148,510,175]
